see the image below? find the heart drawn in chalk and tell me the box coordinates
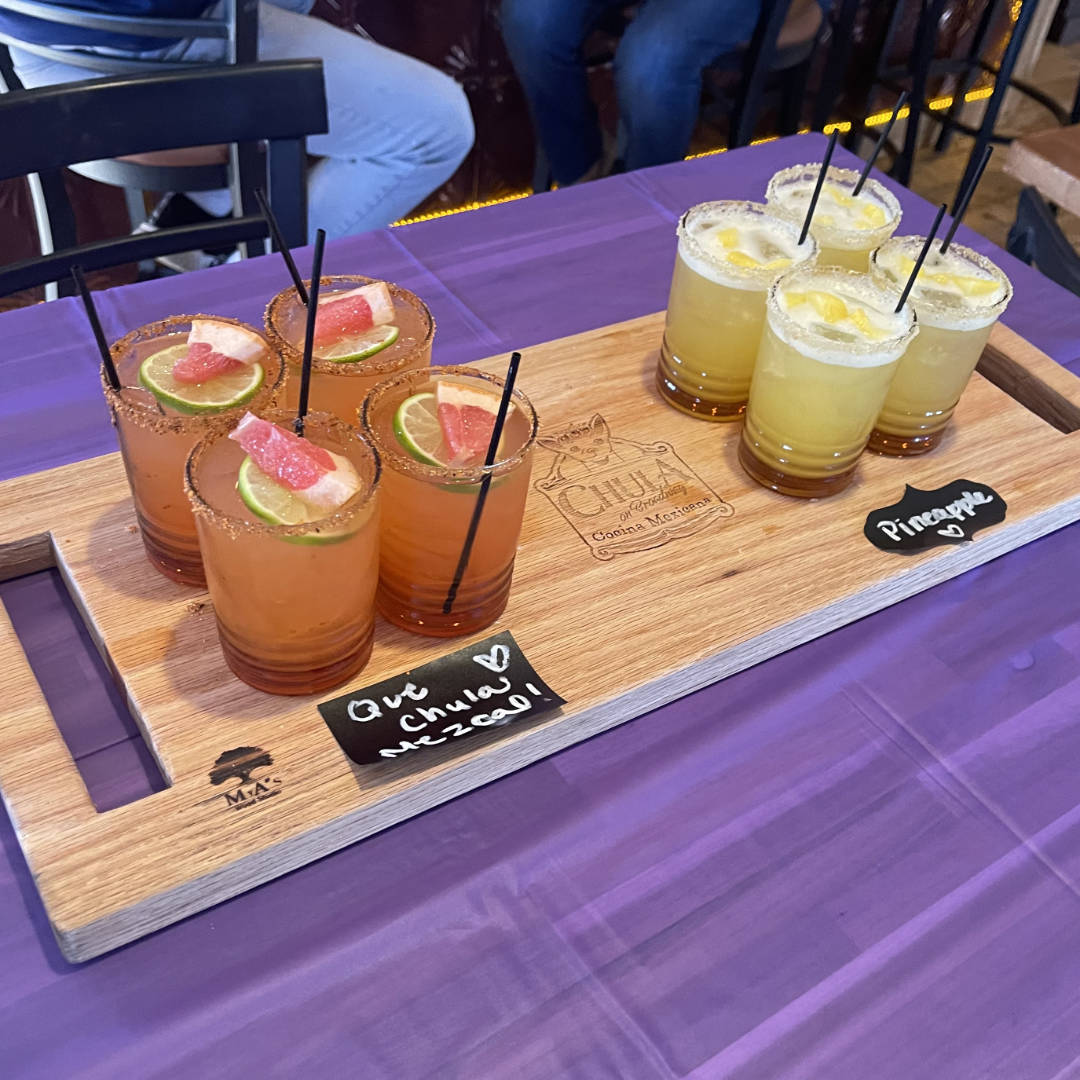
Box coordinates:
[936,523,965,539]
[472,643,511,673]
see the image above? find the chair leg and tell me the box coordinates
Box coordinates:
[732,66,771,148]
[26,167,78,299]
[809,0,862,131]
[779,61,810,136]
[953,0,1039,208]
[730,0,789,149]
[123,188,146,231]
[266,137,307,249]
[894,0,948,187]
[1005,218,1032,265]
[532,142,553,193]
[934,0,998,153]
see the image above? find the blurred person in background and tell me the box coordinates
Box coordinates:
[0,0,475,246]
[501,0,821,186]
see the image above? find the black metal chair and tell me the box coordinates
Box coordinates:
[0,0,259,291]
[822,0,1058,207]
[0,0,258,204]
[1006,184,1080,297]
[0,59,327,296]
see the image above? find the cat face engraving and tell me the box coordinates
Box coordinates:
[536,414,614,465]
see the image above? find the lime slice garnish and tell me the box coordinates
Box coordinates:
[139,344,264,415]
[319,324,399,363]
[236,457,353,544]
[393,391,447,466]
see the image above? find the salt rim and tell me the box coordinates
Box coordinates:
[766,266,918,368]
[766,164,902,252]
[361,365,539,487]
[676,200,817,291]
[185,409,380,540]
[264,274,435,377]
[104,314,283,434]
[870,236,1012,331]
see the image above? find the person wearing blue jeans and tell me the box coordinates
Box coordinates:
[3,0,475,240]
[501,0,766,185]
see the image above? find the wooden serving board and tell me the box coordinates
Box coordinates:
[1,313,1079,962]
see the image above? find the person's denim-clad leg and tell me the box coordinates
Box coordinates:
[10,0,474,238]
[502,0,765,182]
[500,0,619,187]
[614,0,762,171]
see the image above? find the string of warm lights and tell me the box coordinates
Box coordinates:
[392,84,1000,226]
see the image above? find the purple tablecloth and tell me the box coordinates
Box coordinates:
[3,134,1080,1078]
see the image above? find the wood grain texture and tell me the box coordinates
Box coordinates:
[0,312,1077,962]
[978,322,1080,433]
[1004,124,1080,218]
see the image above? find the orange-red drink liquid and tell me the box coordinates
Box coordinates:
[264,275,434,423]
[185,411,381,695]
[105,315,282,586]
[361,366,538,637]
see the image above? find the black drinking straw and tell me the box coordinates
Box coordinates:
[71,265,120,391]
[254,186,309,306]
[443,351,522,615]
[940,144,993,253]
[895,203,948,313]
[295,228,326,438]
[799,128,839,246]
[852,91,909,197]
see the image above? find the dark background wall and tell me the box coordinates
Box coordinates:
[0,0,1015,285]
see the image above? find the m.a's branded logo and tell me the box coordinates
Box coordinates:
[208,746,282,811]
[534,413,733,560]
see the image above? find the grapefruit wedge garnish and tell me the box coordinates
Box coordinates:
[436,381,502,464]
[311,282,397,361]
[138,318,267,415]
[393,380,507,467]
[172,319,266,383]
[230,413,361,520]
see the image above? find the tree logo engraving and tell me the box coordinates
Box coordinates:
[208,747,282,810]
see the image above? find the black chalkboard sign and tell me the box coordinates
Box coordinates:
[864,480,1006,554]
[318,631,565,766]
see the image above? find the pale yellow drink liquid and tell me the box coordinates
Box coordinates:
[739,267,918,497]
[868,237,1012,454]
[766,164,901,271]
[657,201,816,420]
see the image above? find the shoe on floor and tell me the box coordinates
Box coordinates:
[132,193,239,273]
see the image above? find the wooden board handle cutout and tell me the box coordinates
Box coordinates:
[0,602,97,839]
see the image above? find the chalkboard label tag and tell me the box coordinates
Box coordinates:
[318,631,565,766]
[864,479,1006,554]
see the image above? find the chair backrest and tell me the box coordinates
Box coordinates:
[1006,185,1080,298]
[0,0,256,73]
[0,58,327,296]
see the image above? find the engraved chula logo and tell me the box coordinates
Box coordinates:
[208,746,283,811]
[534,414,733,560]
